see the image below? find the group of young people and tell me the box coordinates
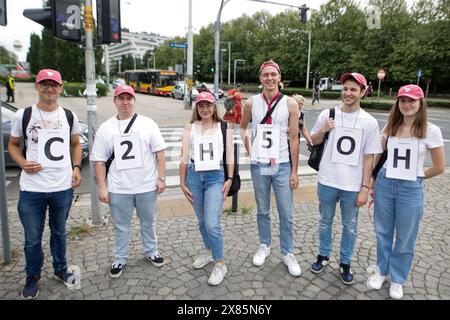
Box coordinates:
[8,61,444,300]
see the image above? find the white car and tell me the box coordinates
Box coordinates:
[171,83,199,100]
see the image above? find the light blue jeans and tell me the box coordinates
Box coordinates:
[186,164,225,261]
[374,168,424,284]
[317,183,359,264]
[109,191,159,265]
[250,162,294,255]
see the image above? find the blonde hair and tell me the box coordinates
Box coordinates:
[292,94,305,105]
[190,101,223,123]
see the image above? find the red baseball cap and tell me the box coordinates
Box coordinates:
[259,60,281,74]
[396,84,424,100]
[36,69,63,85]
[114,84,136,98]
[195,91,215,104]
[340,72,367,89]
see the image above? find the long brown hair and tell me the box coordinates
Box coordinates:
[190,101,223,123]
[385,98,428,139]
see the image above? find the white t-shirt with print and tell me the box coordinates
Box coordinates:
[90,114,167,194]
[10,105,81,192]
[311,107,382,192]
[381,122,444,177]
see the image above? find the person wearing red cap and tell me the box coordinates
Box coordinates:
[240,60,302,277]
[367,84,445,299]
[309,72,382,285]
[223,84,242,124]
[8,68,82,299]
[91,84,168,279]
[179,91,234,286]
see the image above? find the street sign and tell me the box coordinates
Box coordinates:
[377,69,385,80]
[169,42,187,49]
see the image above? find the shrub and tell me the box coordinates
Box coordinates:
[63,82,108,97]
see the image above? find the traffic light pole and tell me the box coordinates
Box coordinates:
[84,1,103,225]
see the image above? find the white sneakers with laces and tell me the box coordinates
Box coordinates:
[389,282,404,299]
[366,265,387,290]
[208,262,227,286]
[253,244,270,267]
[282,253,301,277]
[193,252,214,269]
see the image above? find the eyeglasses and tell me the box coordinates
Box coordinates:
[39,82,61,89]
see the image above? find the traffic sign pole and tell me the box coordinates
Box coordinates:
[377,69,385,100]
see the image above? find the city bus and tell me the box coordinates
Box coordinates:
[124,69,178,96]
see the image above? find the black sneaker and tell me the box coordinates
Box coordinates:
[109,262,126,278]
[53,270,78,288]
[340,263,354,285]
[147,251,164,268]
[310,255,329,274]
[21,277,40,300]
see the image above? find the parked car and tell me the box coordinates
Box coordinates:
[171,83,199,100]
[2,102,89,167]
[112,78,126,89]
[196,83,224,99]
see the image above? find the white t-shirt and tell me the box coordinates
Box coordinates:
[311,107,382,192]
[189,121,224,162]
[381,122,444,177]
[10,105,81,192]
[251,94,290,163]
[90,114,167,194]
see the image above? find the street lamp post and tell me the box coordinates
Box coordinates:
[234,59,245,88]
[220,48,226,88]
[228,42,231,86]
[306,29,311,89]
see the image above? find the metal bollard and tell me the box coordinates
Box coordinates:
[232,142,239,213]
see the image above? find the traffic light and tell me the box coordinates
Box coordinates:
[97,0,121,44]
[194,64,201,75]
[309,71,320,79]
[0,0,7,26]
[23,0,81,42]
[209,63,215,73]
[299,4,309,23]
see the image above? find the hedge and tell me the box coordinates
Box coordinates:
[62,82,108,97]
[361,99,450,110]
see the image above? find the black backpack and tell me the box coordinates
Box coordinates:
[220,122,240,197]
[21,106,74,156]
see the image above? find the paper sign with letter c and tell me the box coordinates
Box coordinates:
[38,129,71,168]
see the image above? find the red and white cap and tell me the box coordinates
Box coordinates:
[36,69,63,85]
[114,84,136,98]
[340,72,367,89]
[195,91,215,104]
[396,84,424,100]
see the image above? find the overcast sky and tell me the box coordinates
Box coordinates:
[1,0,413,61]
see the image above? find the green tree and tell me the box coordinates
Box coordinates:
[26,33,41,74]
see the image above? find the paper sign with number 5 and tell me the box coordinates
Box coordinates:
[253,124,280,159]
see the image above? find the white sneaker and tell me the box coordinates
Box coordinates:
[193,253,214,269]
[366,265,387,290]
[282,253,301,277]
[208,263,227,286]
[252,244,270,267]
[389,282,403,299]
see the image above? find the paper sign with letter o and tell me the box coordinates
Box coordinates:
[386,137,418,181]
[193,135,220,171]
[113,132,143,171]
[38,129,71,168]
[331,127,363,166]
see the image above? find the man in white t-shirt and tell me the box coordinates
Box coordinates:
[309,72,382,285]
[240,60,301,277]
[91,85,167,279]
[8,69,82,299]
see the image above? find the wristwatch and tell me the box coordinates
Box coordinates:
[72,164,82,172]
[158,176,166,182]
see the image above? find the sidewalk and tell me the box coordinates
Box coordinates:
[1,171,449,300]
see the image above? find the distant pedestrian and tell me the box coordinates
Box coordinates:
[312,84,320,105]
[309,72,382,285]
[179,91,234,286]
[366,82,373,99]
[367,84,445,299]
[292,94,313,146]
[6,72,15,103]
[223,84,243,124]
[91,84,168,279]
[8,69,82,299]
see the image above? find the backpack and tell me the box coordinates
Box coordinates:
[220,122,240,197]
[21,106,74,156]
[307,108,335,171]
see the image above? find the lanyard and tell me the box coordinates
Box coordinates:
[262,92,281,125]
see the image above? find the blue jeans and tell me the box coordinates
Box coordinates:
[250,162,294,255]
[374,168,424,284]
[317,183,359,264]
[18,188,74,279]
[186,164,225,261]
[109,191,159,265]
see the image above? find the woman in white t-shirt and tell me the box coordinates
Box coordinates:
[179,91,234,286]
[367,84,445,299]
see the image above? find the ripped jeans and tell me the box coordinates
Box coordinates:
[317,183,359,264]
